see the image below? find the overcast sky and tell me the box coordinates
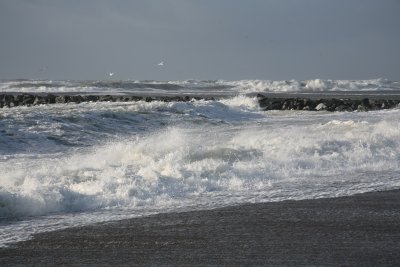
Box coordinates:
[1,0,399,81]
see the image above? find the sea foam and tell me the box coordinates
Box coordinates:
[1,78,397,94]
[1,79,400,247]
[1,109,400,220]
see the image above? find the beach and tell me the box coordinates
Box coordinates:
[1,189,400,266]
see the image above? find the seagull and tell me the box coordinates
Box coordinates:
[157,61,164,66]
[109,72,114,77]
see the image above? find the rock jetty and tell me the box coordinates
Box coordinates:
[257,94,400,112]
[0,94,214,108]
[1,93,399,112]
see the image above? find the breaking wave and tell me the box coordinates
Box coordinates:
[1,78,398,94]
[1,79,400,247]
[1,109,400,220]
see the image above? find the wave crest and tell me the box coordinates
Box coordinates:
[1,78,397,94]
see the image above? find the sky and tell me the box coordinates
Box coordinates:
[0,0,399,81]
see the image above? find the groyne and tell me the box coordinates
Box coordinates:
[1,93,399,112]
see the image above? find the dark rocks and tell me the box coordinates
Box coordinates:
[46,94,56,104]
[335,105,353,112]
[1,93,400,112]
[1,94,35,107]
[98,95,115,102]
[55,95,68,104]
[257,94,400,112]
[257,97,284,110]
[0,95,15,108]
[144,96,154,102]
[15,94,35,106]
[83,95,100,102]
[69,95,84,103]
[33,96,46,105]
[0,94,216,109]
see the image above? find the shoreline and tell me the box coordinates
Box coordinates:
[1,189,400,266]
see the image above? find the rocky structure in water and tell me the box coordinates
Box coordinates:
[1,93,400,112]
[0,94,214,108]
[257,94,400,112]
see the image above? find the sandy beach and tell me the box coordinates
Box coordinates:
[1,189,400,266]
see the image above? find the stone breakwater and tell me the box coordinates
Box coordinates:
[0,94,215,108]
[257,94,400,112]
[1,93,400,112]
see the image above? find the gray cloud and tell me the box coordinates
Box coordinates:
[1,0,399,80]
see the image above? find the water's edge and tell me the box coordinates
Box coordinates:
[1,189,399,266]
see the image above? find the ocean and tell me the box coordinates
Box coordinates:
[1,78,400,247]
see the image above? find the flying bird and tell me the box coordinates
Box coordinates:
[109,72,114,77]
[157,61,164,66]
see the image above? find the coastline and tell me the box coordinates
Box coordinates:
[1,189,400,266]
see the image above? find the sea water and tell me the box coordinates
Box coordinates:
[1,78,400,246]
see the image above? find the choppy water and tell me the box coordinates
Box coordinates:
[1,78,400,247]
[2,78,399,94]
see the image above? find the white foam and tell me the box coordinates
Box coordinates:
[0,78,397,94]
[1,109,400,221]
[305,79,329,91]
[226,78,394,93]
[1,94,400,247]
[219,95,260,111]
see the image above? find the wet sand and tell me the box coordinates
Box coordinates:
[1,189,400,266]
